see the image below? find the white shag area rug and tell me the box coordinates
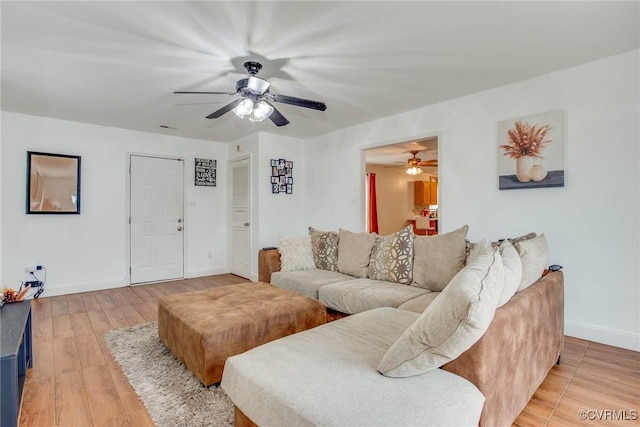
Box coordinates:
[104,322,234,427]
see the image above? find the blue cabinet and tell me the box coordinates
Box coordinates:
[1,301,33,427]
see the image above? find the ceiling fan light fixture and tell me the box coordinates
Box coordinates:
[233,98,254,118]
[250,100,274,122]
[247,76,271,95]
[406,166,423,176]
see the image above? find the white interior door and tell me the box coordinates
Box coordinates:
[130,155,184,284]
[229,157,251,279]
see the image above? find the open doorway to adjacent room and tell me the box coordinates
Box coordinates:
[364,137,439,236]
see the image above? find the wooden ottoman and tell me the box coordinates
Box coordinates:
[157,282,326,386]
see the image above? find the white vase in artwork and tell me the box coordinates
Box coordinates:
[515,156,535,182]
[530,164,548,182]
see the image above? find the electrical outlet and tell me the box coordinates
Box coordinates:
[25,280,43,288]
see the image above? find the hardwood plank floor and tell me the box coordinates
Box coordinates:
[18,274,639,426]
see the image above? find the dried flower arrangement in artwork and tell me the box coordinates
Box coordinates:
[500,121,552,159]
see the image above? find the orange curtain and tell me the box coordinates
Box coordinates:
[368,173,378,233]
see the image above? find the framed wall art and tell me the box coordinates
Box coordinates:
[497,110,565,190]
[195,158,217,186]
[27,151,81,214]
[270,158,293,194]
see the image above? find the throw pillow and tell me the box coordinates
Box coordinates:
[513,233,548,292]
[368,225,414,284]
[378,242,505,377]
[465,232,537,257]
[337,229,377,278]
[412,225,469,291]
[278,235,316,272]
[497,240,522,307]
[308,227,339,271]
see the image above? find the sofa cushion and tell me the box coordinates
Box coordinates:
[465,231,537,257]
[411,225,469,291]
[337,229,377,278]
[378,241,504,377]
[368,225,414,284]
[319,278,429,314]
[221,307,485,427]
[396,291,441,313]
[271,269,356,299]
[497,240,522,307]
[514,233,549,292]
[278,235,316,272]
[308,227,339,271]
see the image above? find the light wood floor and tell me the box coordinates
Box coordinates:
[18,275,639,426]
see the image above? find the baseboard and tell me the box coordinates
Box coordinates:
[565,320,640,352]
[186,267,229,278]
[34,279,129,298]
[24,268,230,298]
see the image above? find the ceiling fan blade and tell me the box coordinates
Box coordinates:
[271,94,327,111]
[267,103,290,127]
[174,91,236,95]
[206,99,242,119]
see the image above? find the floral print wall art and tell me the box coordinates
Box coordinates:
[498,110,565,190]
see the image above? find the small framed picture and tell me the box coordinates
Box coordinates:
[286,184,293,194]
[271,176,278,184]
[272,184,279,193]
[279,185,286,192]
[285,161,293,169]
[271,159,277,167]
[272,166,278,176]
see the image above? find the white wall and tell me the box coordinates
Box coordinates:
[257,133,306,248]
[304,51,640,351]
[1,112,229,296]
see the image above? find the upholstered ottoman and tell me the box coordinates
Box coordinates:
[157,282,326,386]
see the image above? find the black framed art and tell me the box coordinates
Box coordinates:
[27,151,81,214]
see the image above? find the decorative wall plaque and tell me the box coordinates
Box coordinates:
[195,158,216,187]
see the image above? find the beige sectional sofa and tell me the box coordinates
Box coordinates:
[221,225,564,426]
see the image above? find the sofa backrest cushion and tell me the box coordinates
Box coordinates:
[337,229,377,278]
[278,235,316,272]
[514,233,549,292]
[368,225,415,284]
[497,240,522,307]
[411,225,469,291]
[377,241,504,377]
[308,227,339,271]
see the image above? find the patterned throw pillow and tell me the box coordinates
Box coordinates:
[308,227,339,271]
[369,225,414,284]
[278,235,316,272]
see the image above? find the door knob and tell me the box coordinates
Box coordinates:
[178,218,183,223]
[177,226,183,231]
[244,222,250,226]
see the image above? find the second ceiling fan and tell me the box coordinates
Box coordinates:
[174,61,327,127]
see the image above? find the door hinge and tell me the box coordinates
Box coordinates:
[129,267,131,274]
[129,217,131,224]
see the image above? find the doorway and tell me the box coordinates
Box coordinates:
[363,137,439,236]
[129,155,185,284]
[228,156,252,279]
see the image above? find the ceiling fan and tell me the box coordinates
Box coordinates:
[174,61,327,127]
[398,150,438,167]
[387,150,438,175]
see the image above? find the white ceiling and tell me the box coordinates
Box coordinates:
[2,1,638,144]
